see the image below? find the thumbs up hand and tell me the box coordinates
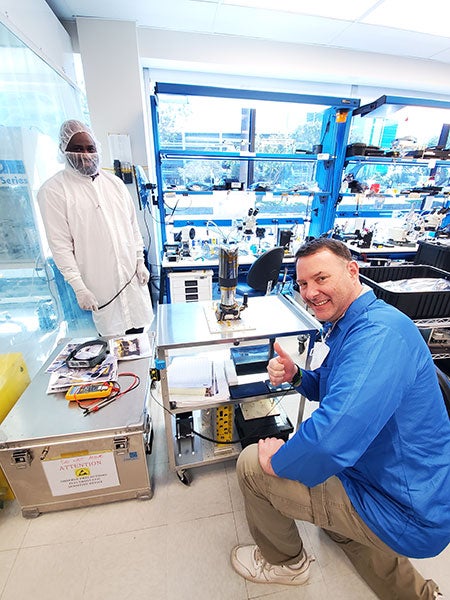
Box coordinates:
[267,341,296,386]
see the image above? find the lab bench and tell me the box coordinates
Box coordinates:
[155,294,320,485]
[159,253,297,303]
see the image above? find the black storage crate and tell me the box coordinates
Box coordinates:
[414,241,450,273]
[359,264,450,320]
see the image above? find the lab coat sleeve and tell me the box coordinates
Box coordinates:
[271,321,417,486]
[37,182,84,288]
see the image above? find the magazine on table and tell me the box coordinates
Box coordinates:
[45,338,95,373]
[109,333,152,361]
[44,334,151,394]
[46,354,118,394]
[45,338,103,373]
[45,339,118,394]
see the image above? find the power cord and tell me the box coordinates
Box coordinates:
[150,386,290,445]
[98,269,137,310]
[76,372,141,415]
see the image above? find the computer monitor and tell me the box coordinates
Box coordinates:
[277,229,293,250]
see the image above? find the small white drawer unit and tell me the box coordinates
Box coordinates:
[168,270,213,303]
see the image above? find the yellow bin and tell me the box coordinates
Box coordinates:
[0,353,31,501]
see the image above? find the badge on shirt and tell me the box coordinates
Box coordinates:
[309,341,330,370]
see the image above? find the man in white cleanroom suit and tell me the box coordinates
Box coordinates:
[37,119,154,337]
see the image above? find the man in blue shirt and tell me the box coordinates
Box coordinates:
[231,238,450,599]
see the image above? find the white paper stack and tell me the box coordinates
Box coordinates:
[167,356,230,407]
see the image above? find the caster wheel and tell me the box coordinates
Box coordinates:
[177,469,193,486]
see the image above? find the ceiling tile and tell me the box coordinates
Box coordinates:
[332,22,450,59]
[362,0,450,38]
[213,5,349,44]
[430,47,450,63]
[44,0,450,66]
[221,0,379,21]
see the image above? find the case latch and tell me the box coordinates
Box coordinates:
[11,449,33,467]
[113,436,128,454]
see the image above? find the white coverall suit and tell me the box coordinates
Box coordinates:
[38,166,154,336]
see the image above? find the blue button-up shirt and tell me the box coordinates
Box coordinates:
[272,290,450,558]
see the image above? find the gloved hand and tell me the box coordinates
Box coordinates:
[75,287,99,311]
[71,279,99,311]
[136,259,150,285]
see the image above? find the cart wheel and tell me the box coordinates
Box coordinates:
[177,469,193,486]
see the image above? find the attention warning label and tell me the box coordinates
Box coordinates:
[42,452,120,496]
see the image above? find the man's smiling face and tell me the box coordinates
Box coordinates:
[296,248,362,323]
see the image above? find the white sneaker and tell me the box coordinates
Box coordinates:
[231,544,311,585]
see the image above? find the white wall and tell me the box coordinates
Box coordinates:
[75,18,160,289]
[0,0,77,83]
[75,18,152,169]
[137,29,450,102]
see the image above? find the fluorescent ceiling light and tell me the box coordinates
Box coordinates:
[362,0,450,37]
[222,0,379,20]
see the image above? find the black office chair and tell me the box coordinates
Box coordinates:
[235,246,285,297]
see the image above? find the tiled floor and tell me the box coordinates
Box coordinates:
[1,338,449,600]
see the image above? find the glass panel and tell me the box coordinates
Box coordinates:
[343,161,433,194]
[0,22,89,378]
[158,94,326,154]
[349,106,450,151]
[165,188,311,223]
[161,157,317,193]
[252,102,324,154]
[435,163,450,188]
[162,158,239,191]
[252,160,316,192]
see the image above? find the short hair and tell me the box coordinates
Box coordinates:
[295,237,353,262]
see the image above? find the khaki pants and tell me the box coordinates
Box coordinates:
[237,444,440,600]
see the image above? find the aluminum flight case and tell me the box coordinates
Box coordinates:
[0,345,153,518]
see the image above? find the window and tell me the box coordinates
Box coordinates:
[158,93,325,193]
[152,83,358,242]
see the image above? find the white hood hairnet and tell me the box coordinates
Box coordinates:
[58,119,102,177]
[59,119,97,153]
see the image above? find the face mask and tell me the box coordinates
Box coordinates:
[65,152,100,177]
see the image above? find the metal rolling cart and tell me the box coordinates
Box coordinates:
[156,294,320,485]
[0,343,153,518]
